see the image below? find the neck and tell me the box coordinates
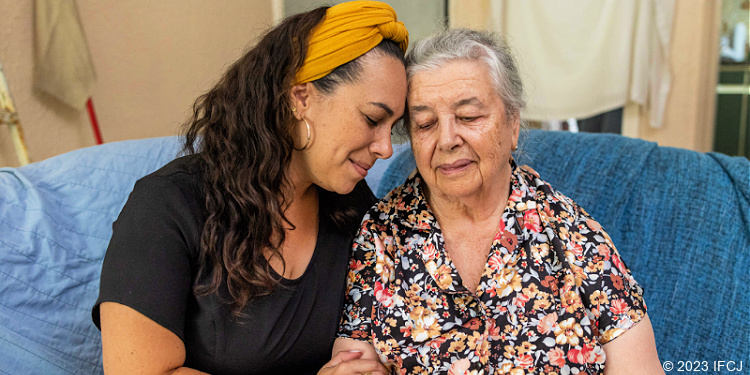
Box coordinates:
[284,152,320,224]
[266,160,320,280]
[426,167,512,227]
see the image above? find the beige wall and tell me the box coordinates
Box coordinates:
[0,1,273,167]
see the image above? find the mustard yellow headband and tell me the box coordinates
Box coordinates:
[294,1,409,85]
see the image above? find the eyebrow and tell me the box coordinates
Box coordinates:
[408,104,431,114]
[370,102,394,117]
[409,97,485,114]
[452,97,483,110]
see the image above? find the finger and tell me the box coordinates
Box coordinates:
[331,359,389,375]
[325,350,363,368]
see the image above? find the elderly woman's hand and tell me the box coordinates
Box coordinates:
[318,338,390,375]
[317,350,389,375]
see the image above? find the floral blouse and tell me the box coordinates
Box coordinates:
[338,162,647,375]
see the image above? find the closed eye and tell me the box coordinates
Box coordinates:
[365,115,378,126]
[416,121,435,130]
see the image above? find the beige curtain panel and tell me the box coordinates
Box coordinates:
[450,0,674,128]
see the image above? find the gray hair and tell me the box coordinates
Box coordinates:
[403,28,526,133]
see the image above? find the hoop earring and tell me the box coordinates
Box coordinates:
[295,118,311,151]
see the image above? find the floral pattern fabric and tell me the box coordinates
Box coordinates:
[338,162,647,375]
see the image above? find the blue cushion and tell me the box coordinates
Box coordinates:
[379,129,750,365]
[365,142,411,194]
[0,137,183,374]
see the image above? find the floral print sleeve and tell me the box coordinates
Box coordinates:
[542,185,646,345]
[558,193,646,344]
[338,164,647,374]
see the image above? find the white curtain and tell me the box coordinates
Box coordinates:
[449,0,674,128]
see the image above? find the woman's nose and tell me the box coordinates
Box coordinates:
[437,117,461,151]
[371,126,394,159]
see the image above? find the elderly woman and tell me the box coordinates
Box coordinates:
[333,29,663,374]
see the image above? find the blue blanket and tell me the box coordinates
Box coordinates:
[0,137,181,374]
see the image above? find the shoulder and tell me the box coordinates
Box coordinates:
[117,155,205,241]
[516,165,572,208]
[367,170,424,223]
[130,155,204,207]
[514,165,615,264]
[142,154,203,191]
[353,172,431,255]
[514,165,595,227]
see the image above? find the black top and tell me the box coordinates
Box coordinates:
[92,155,375,375]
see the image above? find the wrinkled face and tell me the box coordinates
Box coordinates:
[293,52,407,194]
[408,59,520,201]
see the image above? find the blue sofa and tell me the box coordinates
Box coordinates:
[0,130,748,374]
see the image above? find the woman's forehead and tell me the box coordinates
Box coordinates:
[408,62,497,107]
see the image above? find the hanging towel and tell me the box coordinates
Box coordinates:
[34,0,96,110]
[450,0,675,128]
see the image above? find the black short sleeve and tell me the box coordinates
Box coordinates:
[92,169,203,341]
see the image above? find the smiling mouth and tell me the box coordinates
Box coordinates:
[438,159,472,174]
[351,159,372,178]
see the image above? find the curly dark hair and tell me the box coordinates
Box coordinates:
[182,7,405,315]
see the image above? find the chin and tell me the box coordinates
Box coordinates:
[325,179,359,195]
[433,179,482,199]
[442,189,481,200]
[338,182,360,195]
